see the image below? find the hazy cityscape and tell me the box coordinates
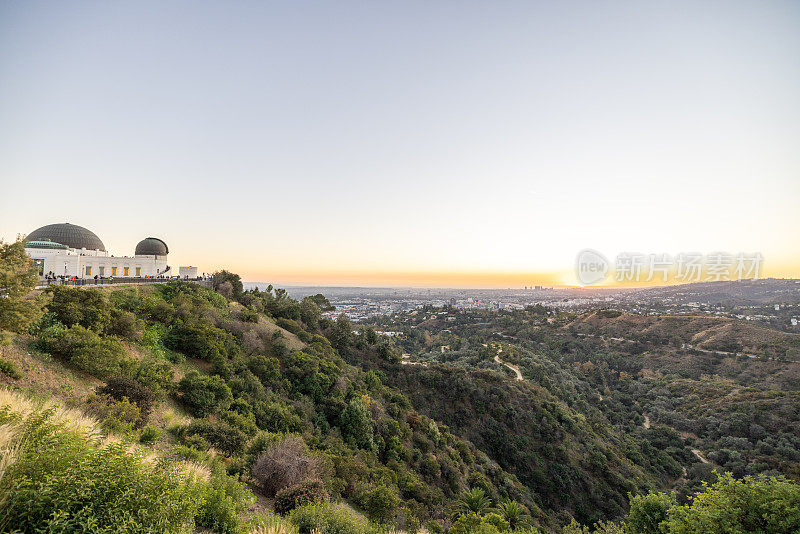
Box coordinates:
[246,279,800,333]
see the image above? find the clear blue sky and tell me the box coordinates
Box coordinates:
[1,1,798,285]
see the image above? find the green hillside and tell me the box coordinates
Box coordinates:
[2,238,800,533]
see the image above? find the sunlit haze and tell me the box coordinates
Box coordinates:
[1,1,799,287]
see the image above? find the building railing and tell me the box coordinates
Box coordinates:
[37,277,212,288]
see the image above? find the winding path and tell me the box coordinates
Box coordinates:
[494,354,523,381]
[640,414,711,466]
[691,449,709,464]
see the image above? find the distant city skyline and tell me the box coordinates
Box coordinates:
[2,2,798,287]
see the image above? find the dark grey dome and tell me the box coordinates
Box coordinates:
[135,237,169,256]
[27,223,105,251]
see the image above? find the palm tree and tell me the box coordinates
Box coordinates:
[457,487,492,515]
[496,499,531,530]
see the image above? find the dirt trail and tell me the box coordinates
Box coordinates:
[400,353,428,367]
[638,410,711,472]
[494,354,523,380]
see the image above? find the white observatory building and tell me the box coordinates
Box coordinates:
[24,222,170,279]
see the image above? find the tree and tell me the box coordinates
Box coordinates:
[0,238,40,336]
[299,298,321,330]
[563,519,626,534]
[627,491,676,534]
[339,398,375,450]
[496,499,531,530]
[328,313,354,353]
[211,270,243,301]
[308,293,334,312]
[662,473,800,533]
[457,488,492,516]
[358,484,400,523]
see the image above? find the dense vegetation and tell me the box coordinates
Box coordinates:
[2,237,800,533]
[372,304,800,509]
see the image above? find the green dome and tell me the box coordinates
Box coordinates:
[26,239,70,250]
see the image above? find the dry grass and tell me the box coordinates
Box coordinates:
[0,388,99,436]
[0,423,21,487]
[247,526,295,534]
[180,459,211,483]
[0,387,211,483]
[245,510,300,534]
[253,317,305,351]
[153,400,192,428]
[0,337,100,399]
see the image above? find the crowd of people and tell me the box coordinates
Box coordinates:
[40,271,211,286]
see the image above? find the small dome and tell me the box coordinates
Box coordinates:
[135,237,169,256]
[27,223,105,251]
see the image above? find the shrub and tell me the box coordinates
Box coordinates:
[221,397,259,436]
[626,491,677,534]
[40,324,131,378]
[178,370,232,417]
[186,419,247,456]
[274,479,329,515]
[239,308,260,324]
[46,286,111,332]
[0,407,204,532]
[449,513,502,534]
[27,311,62,337]
[596,309,623,319]
[171,444,208,463]
[482,513,509,532]
[356,484,400,524]
[562,519,625,533]
[139,425,162,444]
[661,473,800,533]
[211,270,244,301]
[248,354,281,384]
[107,308,141,339]
[251,435,321,496]
[131,356,175,394]
[85,393,141,434]
[255,400,304,433]
[98,376,156,426]
[243,431,283,469]
[0,358,21,379]
[141,323,182,362]
[196,465,255,533]
[425,519,444,533]
[289,502,371,534]
[165,322,233,363]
